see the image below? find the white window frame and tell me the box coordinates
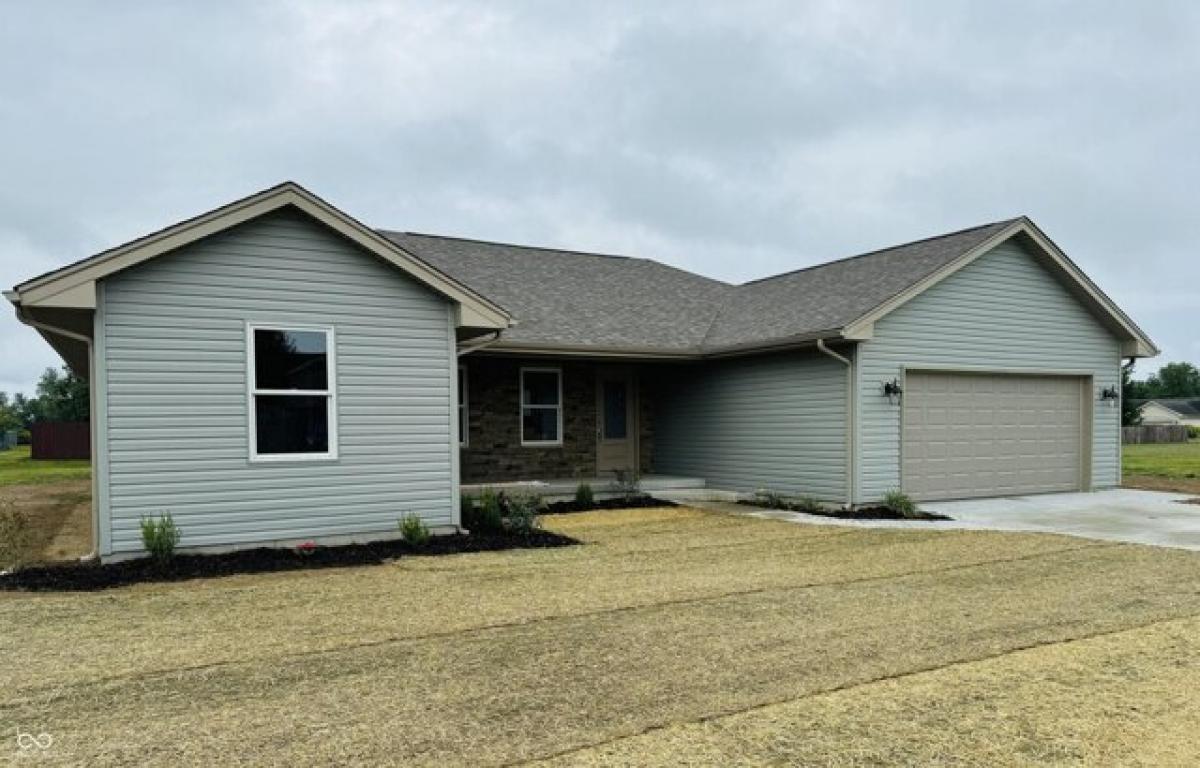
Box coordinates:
[246,322,339,463]
[458,364,469,447]
[519,366,563,447]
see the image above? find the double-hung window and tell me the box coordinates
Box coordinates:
[520,367,562,445]
[247,324,337,461]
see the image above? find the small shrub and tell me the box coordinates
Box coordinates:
[609,470,644,504]
[574,482,595,509]
[882,489,920,519]
[464,488,504,534]
[398,513,431,546]
[1189,425,1200,441]
[0,501,32,572]
[504,492,544,535]
[792,496,822,514]
[753,489,787,509]
[140,512,181,564]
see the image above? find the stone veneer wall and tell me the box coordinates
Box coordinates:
[460,356,657,484]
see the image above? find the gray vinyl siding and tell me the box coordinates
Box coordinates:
[654,350,848,501]
[98,209,456,554]
[856,239,1122,502]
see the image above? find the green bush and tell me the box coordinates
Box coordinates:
[753,489,787,509]
[610,470,644,503]
[0,500,32,572]
[463,488,504,534]
[1189,426,1200,441]
[882,489,920,519]
[140,512,181,564]
[398,513,431,546]
[574,482,595,509]
[793,496,822,514]
[504,492,544,535]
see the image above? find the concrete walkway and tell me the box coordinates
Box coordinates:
[714,489,1200,551]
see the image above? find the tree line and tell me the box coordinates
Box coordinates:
[1122,361,1200,426]
[0,367,90,437]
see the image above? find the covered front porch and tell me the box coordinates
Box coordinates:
[458,354,677,486]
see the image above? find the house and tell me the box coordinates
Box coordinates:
[1138,399,1200,426]
[6,182,1158,560]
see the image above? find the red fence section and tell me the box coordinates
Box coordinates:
[31,422,91,460]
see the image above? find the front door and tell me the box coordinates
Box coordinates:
[596,367,638,474]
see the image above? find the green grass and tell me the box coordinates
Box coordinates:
[0,445,91,487]
[1122,440,1200,480]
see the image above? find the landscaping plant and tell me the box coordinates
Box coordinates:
[882,489,920,519]
[793,496,822,514]
[610,470,644,503]
[399,513,431,546]
[469,488,505,533]
[574,482,595,509]
[503,492,544,535]
[753,489,787,509]
[139,512,181,564]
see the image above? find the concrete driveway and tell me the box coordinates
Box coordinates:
[921,489,1200,550]
[732,489,1200,550]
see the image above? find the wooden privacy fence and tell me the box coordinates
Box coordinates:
[31,422,91,460]
[1122,424,1191,444]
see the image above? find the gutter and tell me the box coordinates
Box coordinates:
[12,302,100,562]
[816,338,856,509]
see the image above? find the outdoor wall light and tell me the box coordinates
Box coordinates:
[1100,386,1120,404]
[883,378,903,404]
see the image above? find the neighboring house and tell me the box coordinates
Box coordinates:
[6,182,1158,560]
[1138,399,1200,426]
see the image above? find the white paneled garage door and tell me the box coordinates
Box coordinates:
[902,371,1086,501]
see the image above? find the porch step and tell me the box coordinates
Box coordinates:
[462,474,706,501]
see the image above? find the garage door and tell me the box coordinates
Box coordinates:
[902,372,1085,500]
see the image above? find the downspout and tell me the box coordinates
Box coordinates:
[13,305,100,562]
[817,338,855,509]
[456,330,502,357]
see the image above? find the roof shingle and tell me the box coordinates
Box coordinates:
[382,219,1017,354]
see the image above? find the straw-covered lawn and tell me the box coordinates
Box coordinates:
[4,506,1200,766]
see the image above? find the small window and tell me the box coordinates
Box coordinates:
[458,364,468,447]
[248,325,337,461]
[520,367,562,445]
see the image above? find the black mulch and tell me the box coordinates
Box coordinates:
[0,530,578,592]
[738,500,951,521]
[543,495,677,515]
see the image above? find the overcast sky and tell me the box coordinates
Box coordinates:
[2,1,1197,395]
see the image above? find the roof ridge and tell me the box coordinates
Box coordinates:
[739,217,1024,287]
[382,229,638,262]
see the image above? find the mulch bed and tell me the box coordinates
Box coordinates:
[738,500,951,521]
[0,529,578,592]
[543,496,677,515]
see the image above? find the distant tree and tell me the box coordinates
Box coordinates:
[1120,365,1142,427]
[30,367,89,422]
[0,392,22,432]
[1144,362,1200,399]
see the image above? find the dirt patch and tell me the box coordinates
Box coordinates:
[0,479,92,563]
[1124,474,1200,495]
[1,528,577,591]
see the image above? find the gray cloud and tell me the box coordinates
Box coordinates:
[2,0,1197,393]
